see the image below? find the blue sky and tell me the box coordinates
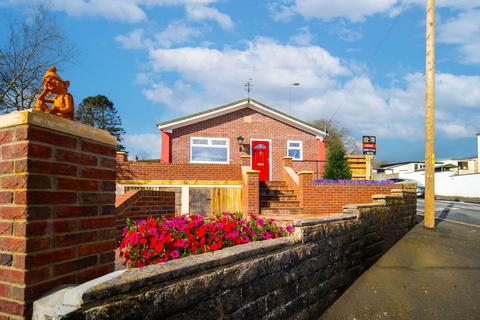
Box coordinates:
[1,0,480,162]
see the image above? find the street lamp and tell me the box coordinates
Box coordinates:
[289,82,300,114]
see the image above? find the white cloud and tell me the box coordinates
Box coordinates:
[124,133,162,158]
[272,0,480,23]
[115,29,146,49]
[289,26,313,46]
[289,0,400,22]
[438,10,480,64]
[186,4,234,30]
[11,0,147,23]
[329,21,363,42]
[154,22,202,47]
[137,39,480,140]
[115,22,201,50]
[7,0,233,26]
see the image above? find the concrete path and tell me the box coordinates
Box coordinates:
[320,218,480,320]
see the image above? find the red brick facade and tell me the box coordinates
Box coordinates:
[0,112,116,320]
[115,190,175,241]
[171,107,324,180]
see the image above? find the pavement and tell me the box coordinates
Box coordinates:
[320,210,480,320]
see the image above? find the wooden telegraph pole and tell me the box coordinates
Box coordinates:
[424,0,435,228]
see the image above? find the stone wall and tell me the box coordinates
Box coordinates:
[0,110,117,320]
[34,185,416,320]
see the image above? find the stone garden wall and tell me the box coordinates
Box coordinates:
[34,184,416,320]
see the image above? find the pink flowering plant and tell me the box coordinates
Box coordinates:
[119,212,294,268]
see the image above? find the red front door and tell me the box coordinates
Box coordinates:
[252,140,270,181]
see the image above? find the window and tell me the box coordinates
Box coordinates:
[287,140,303,160]
[458,161,468,170]
[190,137,229,164]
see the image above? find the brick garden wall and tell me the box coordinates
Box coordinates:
[301,181,396,215]
[282,159,396,215]
[171,107,323,181]
[115,190,175,241]
[0,110,117,320]
[117,158,242,182]
[41,185,417,319]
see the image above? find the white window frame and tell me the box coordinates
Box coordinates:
[287,140,303,161]
[190,137,230,164]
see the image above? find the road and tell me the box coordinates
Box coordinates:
[417,198,480,226]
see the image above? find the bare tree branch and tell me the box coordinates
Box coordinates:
[0,5,76,113]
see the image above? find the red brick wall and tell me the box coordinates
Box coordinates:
[172,107,320,180]
[117,160,242,181]
[0,122,116,319]
[115,190,175,241]
[300,177,395,215]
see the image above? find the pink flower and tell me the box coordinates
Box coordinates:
[241,236,250,243]
[262,231,272,239]
[227,230,239,239]
[166,220,175,228]
[257,219,265,226]
[171,250,180,259]
[286,225,295,233]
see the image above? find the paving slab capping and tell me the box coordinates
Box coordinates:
[292,214,358,227]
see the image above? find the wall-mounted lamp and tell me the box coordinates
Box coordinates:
[237,135,245,152]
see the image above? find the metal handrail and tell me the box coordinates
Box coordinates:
[294,159,326,180]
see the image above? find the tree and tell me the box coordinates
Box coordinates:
[323,141,352,180]
[0,6,75,113]
[76,95,126,151]
[311,119,356,153]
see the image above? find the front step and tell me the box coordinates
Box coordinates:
[260,189,295,197]
[260,208,303,215]
[260,181,301,216]
[261,194,298,201]
[260,200,300,208]
[260,181,287,187]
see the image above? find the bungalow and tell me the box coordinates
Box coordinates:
[157,98,327,181]
[117,98,377,219]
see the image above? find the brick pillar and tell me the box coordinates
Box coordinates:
[281,156,293,168]
[116,151,128,163]
[317,138,326,178]
[240,155,251,167]
[298,171,314,214]
[0,110,117,320]
[242,170,259,218]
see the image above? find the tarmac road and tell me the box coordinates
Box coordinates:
[417,199,480,226]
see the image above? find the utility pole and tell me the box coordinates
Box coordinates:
[424,0,435,229]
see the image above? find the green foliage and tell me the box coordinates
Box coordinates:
[76,95,126,151]
[323,141,352,180]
